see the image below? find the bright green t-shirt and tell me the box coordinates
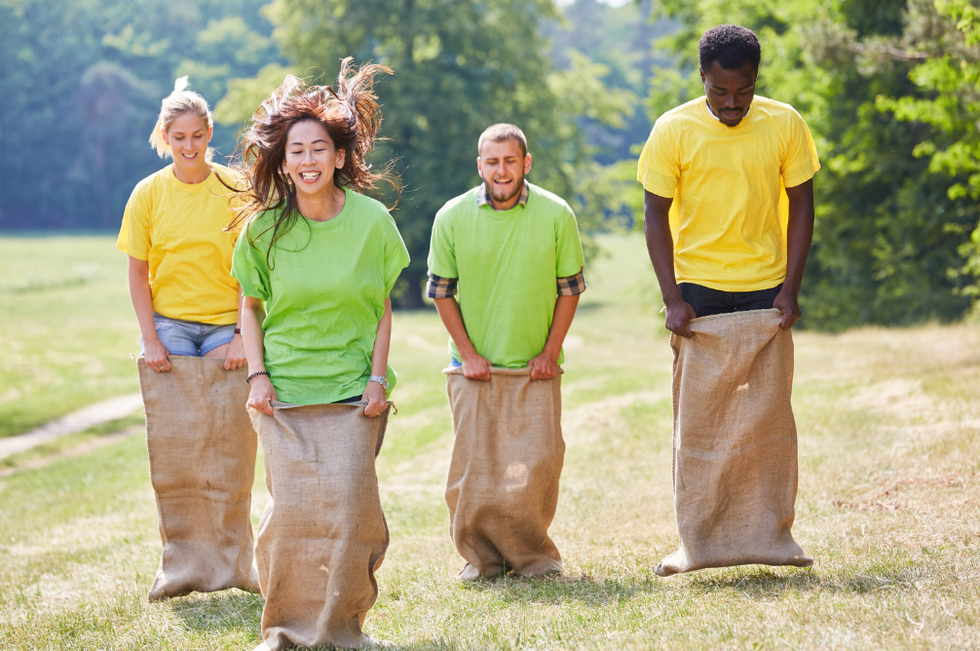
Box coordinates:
[231,189,410,405]
[427,182,585,368]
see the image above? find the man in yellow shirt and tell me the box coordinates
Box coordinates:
[639,24,820,333]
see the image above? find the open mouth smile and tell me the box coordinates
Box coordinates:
[300,172,321,182]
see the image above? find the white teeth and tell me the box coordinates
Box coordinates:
[301,172,320,180]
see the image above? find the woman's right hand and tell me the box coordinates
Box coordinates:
[143,337,171,372]
[247,375,277,416]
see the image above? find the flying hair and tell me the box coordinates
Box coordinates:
[228,58,396,265]
[148,76,214,159]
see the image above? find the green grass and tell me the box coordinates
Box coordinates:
[1,233,979,649]
[0,236,140,438]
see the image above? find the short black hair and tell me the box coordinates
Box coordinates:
[698,24,761,72]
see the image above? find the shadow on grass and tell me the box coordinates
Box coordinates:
[167,589,263,634]
[684,564,925,596]
[460,570,666,606]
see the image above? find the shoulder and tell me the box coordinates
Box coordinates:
[753,96,809,131]
[345,189,390,217]
[652,98,704,132]
[526,183,573,214]
[130,166,172,198]
[435,186,480,222]
[208,163,243,189]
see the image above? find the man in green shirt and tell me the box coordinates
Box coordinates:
[427,123,586,580]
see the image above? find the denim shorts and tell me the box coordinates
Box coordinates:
[141,313,236,357]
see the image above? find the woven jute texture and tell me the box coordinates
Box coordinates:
[444,367,564,579]
[657,309,812,576]
[249,402,390,651]
[137,356,259,601]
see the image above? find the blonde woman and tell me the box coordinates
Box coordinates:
[117,78,259,602]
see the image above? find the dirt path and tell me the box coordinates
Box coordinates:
[0,394,143,461]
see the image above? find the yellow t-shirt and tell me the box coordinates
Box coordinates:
[637,95,820,292]
[116,164,241,324]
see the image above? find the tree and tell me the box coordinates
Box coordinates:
[876,0,980,314]
[216,0,632,307]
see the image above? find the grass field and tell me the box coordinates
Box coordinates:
[0,234,978,650]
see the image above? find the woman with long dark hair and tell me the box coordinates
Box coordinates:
[231,59,408,650]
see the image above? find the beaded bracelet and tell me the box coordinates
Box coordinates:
[246,371,270,384]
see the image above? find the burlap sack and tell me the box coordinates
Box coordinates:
[444,366,564,580]
[248,402,390,651]
[136,356,259,601]
[657,309,812,576]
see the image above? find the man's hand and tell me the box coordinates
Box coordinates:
[144,337,171,372]
[362,381,388,418]
[664,296,697,338]
[772,287,801,330]
[461,354,492,381]
[223,334,247,370]
[246,375,277,416]
[528,351,559,380]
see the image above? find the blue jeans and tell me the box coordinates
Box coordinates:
[141,313,236,357]
[678,283,783,318]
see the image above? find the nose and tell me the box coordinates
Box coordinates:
[724,94,737,108]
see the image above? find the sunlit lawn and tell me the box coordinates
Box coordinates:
[0,233,978,649]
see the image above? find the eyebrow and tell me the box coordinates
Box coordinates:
[289,138,330,147]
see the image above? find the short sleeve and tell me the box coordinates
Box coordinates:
[555,207,585,279]
[117,184,152,259]
[427,208,458,279]
[637,118,680,198]
[383,213,411,295]
[781,111,821,188]
[231,225,271,301]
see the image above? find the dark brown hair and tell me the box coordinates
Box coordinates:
[229,58,394,264]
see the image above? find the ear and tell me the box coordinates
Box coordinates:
[206,125,214,142]
[699,67,706,83]
[160,129,170,146]
[477,156,483,175]
[336,148,346,169]
[523,153,532,175]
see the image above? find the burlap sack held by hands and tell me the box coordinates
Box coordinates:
[249,402,389,651]
[137,356,259,601]
[445,366,564,580]
[658,309,812,577]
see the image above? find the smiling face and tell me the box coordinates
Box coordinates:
[283,120,346,198]
[162,112,212,177]
[477,138,532,211]
[700,60,757,127]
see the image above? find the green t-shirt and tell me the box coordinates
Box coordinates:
[232,189,410,404]
[427,182,585,367]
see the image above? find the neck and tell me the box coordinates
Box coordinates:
[297,184,346,222]
[171,161,211,184]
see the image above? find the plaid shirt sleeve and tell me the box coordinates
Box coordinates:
[426,271,458,298]
[557,267,587,296]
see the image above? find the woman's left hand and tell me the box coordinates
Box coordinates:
[363,380,388,418]
[224,334,247,371]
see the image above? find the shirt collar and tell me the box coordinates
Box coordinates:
[477,180,529,210]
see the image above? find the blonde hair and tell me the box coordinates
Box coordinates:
[148,77,214,159]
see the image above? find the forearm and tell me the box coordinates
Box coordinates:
[240,296,267,373]
[127,256,158,341]
[433,297,481,361]
[371,298,393,377]
[542,294,580,361]
[642,191,682,304]
[783,179,815,296]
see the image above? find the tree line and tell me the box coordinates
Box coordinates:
[0,0,977,325]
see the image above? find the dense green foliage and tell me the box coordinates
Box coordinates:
[645,0,980,329]
[0,0,279,230]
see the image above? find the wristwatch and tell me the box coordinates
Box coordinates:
[368,375,389,390]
